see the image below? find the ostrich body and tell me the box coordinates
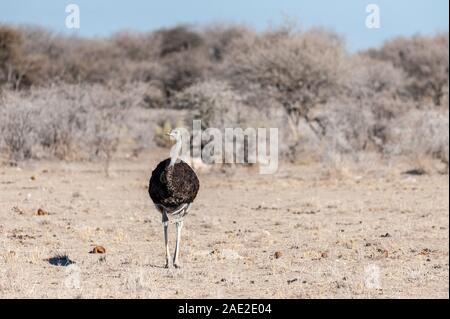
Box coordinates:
[148,129,199,268]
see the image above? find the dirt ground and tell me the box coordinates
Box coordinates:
[0,151,448,299]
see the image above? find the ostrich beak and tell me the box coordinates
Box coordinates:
[167,132,177,139]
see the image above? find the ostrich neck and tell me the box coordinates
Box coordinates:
[169,137,182,167]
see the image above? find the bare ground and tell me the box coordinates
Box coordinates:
[0,152,448,299]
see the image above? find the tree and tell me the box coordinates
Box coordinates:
[366,33,449,106]
[226,28,345,140]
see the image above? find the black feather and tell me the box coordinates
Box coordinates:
[149,158,199,209]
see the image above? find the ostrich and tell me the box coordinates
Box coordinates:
[148,129,200,268]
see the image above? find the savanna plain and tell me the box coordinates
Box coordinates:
[0,150,448,298]
[0,24,448,298]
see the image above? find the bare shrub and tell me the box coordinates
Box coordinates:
[125,61,164,84]
[0,97,36,162]
[112,31,160,61]
[0,26,25,89]
[340,55,406,104]
[37,104,79,160]
[142,82,167,109]
[0,26,50,89]
[172,80,245,128]
[225,27,345,141]
[19,27,93,84]
[86,108,124,176]
[203,25,253,61]
[317,102,377,154]
[1,23,448,169]
[15,25,208,89]
[366,33,449,106]
[0,84,140,165]
[19,27,125,85]
[160,51,208,96]
[322,55,410,155]
[283,99,386,166]
[157,25,204,58]
[388,109,449,169]
[60,39,123,84]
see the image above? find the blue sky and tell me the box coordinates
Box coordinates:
[0,0,448,52]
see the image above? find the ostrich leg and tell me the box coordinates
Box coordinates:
[173,219,183,268]
[162,211,170,268]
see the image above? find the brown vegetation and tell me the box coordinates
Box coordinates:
[0,24,448,171]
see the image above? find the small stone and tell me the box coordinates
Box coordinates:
[37,208,48,216]
[90,246,106,254]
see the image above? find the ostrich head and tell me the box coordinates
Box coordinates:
[167,128,182,142]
